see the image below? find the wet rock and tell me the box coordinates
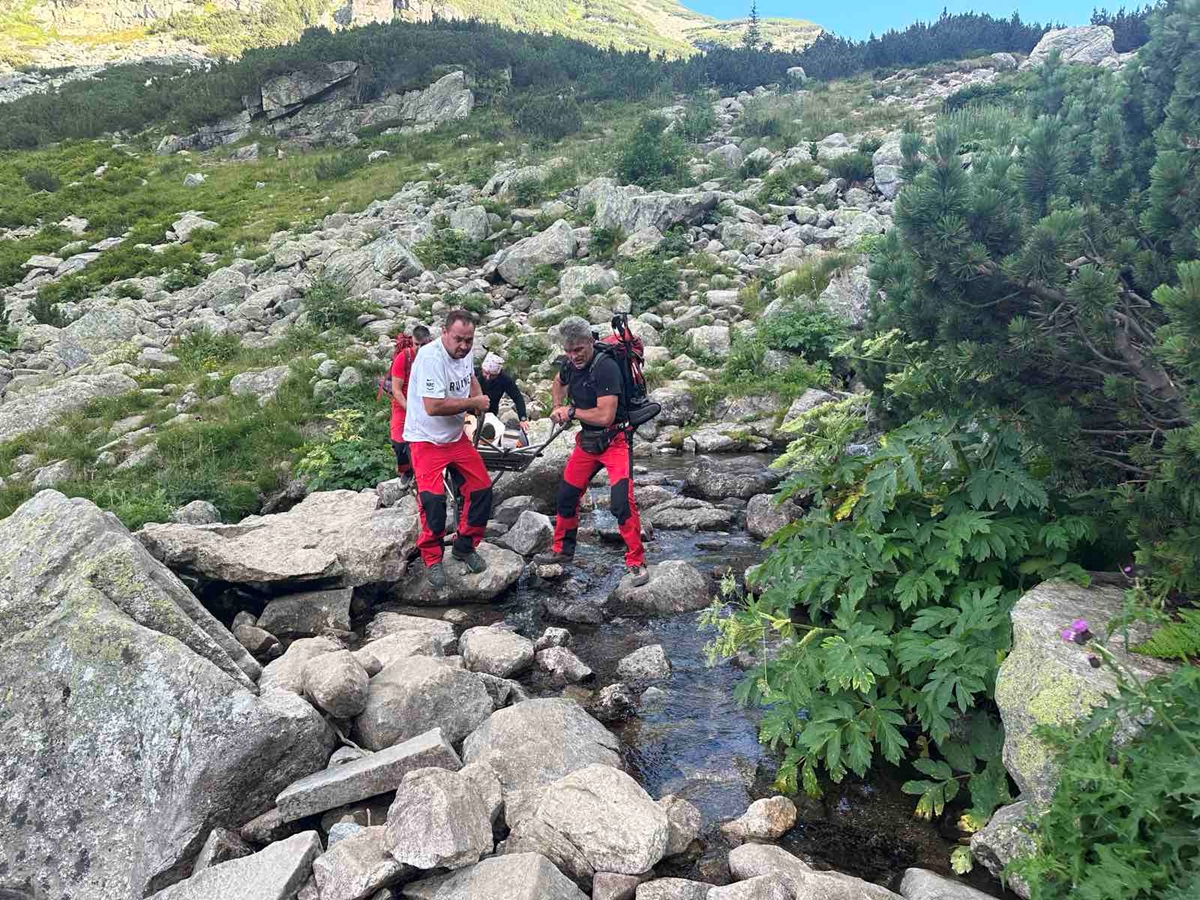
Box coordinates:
[684,457,784,502]
[460,624,535,677]
[385,767,494,869]
[707,874,793,899]
[260,636,343,695]
[260,587,354,638]
[899,868,999,900]
[728,843,902,900]
[606,560,709,615]
[171,500,221,525]
[399,851,588,899]
[720,797,797,846]
[696,849,732,885]
[0,492,336,898]
[356,656,493,750]
[536,646,594,684]
[303,649,370,718]
[138,492,420,588]
[969,800,1034,899]
[462,698,622,827]
[192,828,254,874]
[658,795,701,857]
[276,728,461,822]
[147,831,323,900]
[617,644,671,684]
[313,826,410,900]
[392,542,523,604]
[994,581,1174,804]
[499,510,554,556]
[636,879,711,900]
[508,764,669,881]
[535,626,572,650]
[592,682,638,723]
[365,612,457,652]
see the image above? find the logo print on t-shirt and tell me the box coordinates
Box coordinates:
[425,378,437,391]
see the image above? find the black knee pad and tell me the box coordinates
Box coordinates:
[418,490,447,535]
[466,486,493,528]
[611,478,632,524]
[556,480,585,519]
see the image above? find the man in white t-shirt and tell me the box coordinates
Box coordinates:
[403,309,493,589]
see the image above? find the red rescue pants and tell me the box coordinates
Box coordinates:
[551,430,644,567]
[410,435,494,566]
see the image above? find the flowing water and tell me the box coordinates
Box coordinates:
[375,455,1004,894]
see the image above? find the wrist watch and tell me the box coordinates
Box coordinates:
[567,406,576,420]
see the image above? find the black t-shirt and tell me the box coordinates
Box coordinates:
[562,351,626,432]
[475,369,528,420]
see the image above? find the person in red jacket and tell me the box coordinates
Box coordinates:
[389,325,431,487]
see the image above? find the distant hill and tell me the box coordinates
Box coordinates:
[0,0,822,65]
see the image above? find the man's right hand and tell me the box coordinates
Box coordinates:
[468,396,490,413]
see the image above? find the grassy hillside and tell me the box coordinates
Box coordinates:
[0,0,820,64]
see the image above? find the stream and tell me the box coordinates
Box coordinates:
[372,455,1003,894]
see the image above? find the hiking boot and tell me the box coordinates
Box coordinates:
[397,472,415,490]
[426,561,446,590]
[452,548,488,574]
[625,564,650,587]
[534,550,574,566]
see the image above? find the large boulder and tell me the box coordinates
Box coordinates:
[684,456,783,502]
[62,298,153,356]
[817,264,871,327]
[323,234,425,295]
[385,767,494,869]
[643,497,737,532]
[1021,25,1118,70]
[355,656,493,750]
[391,542,523,604]
[745,494,801,540]
[648,386,697,426]
[728,844,903,900]
[586,179,719,234]
[258,587,353,638]
[508,764,669,883]
[459,625,536,678]
[400,852,588,899]
[462,699,622,827]
[497,220,577,285]
[399,70,474,124]
[0,492,335,900]
[260,636,343,696]
[261,60,358,117]
[138,492,420,588]
[0,370,136,444]
[994,580,1175,805]
[606,560,709,616]
[559,264,619,298]
[147,831,323,900]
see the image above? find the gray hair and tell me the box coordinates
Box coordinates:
[558,316,594,348]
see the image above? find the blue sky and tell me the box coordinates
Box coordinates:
[682,1,1100,40]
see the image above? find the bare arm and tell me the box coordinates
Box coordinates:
[423,376,487,416]
[391,376,407,410]
[573,395,617,428]
[551,373,567,409]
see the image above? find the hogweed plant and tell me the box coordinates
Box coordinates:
[702,396,1097,834]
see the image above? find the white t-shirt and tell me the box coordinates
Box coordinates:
[403,339,476,444]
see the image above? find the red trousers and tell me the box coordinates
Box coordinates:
[410,435,494,566]
[551,430,644,567]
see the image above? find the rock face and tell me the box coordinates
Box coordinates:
[0,493,335,900]
[728,844,903,900]
[385,767,494,869]
[462,699,622,827]
[262,61,359,118]
[459,625,536,678]
[355,656,494,750]
[497,219,577,285]
[401,852,588,899]
[138,491,420,588]
[993,580,1175,804]
[509,764,669,881]
[607,560,709,615]
[148,831,323,900]
[1021,25,1118,70]
[684,456,783,502]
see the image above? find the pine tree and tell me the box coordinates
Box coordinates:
[744,0,762,50]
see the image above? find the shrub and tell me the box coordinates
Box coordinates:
[826,150,874,182]
[314,151,367,182]
[705,408,1095,816]
[412,229,491,269]
[503,334,552,380]
[617,114,686,189]
[759,302,848,361]
[0,295,16,351]
[589,225,626,261]
[512,93,584,144]
[858,136,882,154]
[115,283,144,300]
[757,162,821,204]
[302,278,366,331]
[619,255,679,314]
[29,294,66,328]
[509,176,545,207]
[174,329,242,371]
[294,408,395,492]
[22,167,60,193]
[676,98,718,143]
[740,155,770,179]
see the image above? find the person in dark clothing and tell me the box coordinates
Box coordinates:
[477,352,529,438]
[534,317,648,586]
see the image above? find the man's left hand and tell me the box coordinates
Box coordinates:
[550,406,571,425]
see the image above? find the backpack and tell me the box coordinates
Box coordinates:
[561,315,661,429]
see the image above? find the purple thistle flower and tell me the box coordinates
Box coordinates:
[1060,619,1092,645]
[1072,619,1089,633]
[1060,628,1076,643]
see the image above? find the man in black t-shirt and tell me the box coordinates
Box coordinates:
[535,317,648,586]
[477,352,530,440]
